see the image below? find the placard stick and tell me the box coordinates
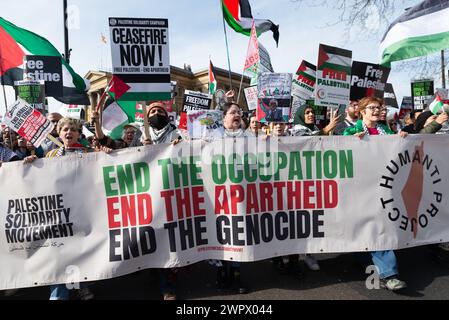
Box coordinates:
[46,134,63,148]
[141,101,151,142]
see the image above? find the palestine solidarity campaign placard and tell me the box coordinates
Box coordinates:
[109,17,171,101]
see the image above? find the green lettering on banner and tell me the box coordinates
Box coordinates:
[134,163,150,193]
[316,151,322,179]
[158,158,171,190]
[244,153,258,183]
[117,164,135,195]
[212,155,227,185]
[229,154,243,184]
[172,159,189,188]
[339,150,354,178]
[303,151,314,179]
[274,152,288,181]
[323,151,338,179]
[258,153,272,182]
[103,166,118,197]
[288,152,303,180]
[189,156,203,186]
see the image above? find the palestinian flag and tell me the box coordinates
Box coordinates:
[209,60,217,95]
[317,44,352,74]
[295,60,316,86]
[222,0,280,47]
[0,17,90,105]
[102,78,139,140]
[381,0,449,66]
[429,94,444,114]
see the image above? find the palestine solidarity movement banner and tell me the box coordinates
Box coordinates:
[1,135,449,289]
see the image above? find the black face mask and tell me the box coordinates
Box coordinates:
[149,114,169,130]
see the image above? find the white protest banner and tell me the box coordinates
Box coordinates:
[3,98,53,148]
[109,17,171,101]
[187,109,224,139]
[1,135,449,290]
[291,60,316,119]
[179,90,213,130]
[257,73,292,123]
[244,86,258,111]
[316,44,352,109]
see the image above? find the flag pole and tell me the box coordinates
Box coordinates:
[219,0,233,90]
[63,0,71,63]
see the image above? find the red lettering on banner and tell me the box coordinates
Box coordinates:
[303,181,315,209]
[323,68,347,81]
[161,190,175,222]
[260,183,274,212]
[324,180,338,208]
[274,182,286,210]
[215,186,230,215]
[246,184,259,214]
[107,197,120,228]
[121,194,136,227]
[176,188,192,219]
[191,186,206,216]
[137,194,153,225]
[230,185,244,215]
[287,181,302,210]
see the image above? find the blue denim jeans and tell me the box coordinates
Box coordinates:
[371,250,399,279]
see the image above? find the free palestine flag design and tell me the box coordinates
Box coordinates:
[209,60,217,95]
[292,60,316,118]
[429,94,444,114]
[380,0,449,66]
[222,0,280,46]
[316,44,352,109]
[0,17,90,105]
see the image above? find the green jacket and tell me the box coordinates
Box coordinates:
[343,120,394,136]
[419,121,442,134]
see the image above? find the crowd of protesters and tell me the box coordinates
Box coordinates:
[1,90,449,300]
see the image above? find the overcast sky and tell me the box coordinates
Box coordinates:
[0,0,431,114]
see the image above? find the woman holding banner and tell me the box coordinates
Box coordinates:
[222,102,247,138]
[208,102,249,295]
[343,97,408,291]
[24,117,96,299]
